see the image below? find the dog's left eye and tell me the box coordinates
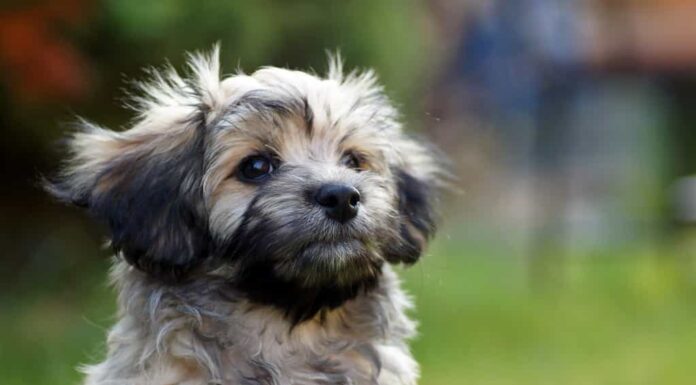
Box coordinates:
[238,155,275,182]
[341,152,363,171]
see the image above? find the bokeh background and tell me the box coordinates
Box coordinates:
[3,1,696,384]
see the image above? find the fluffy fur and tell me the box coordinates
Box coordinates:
[47,46,443,385]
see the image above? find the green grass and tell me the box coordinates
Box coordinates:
[0,259,114,385]
[3,237,696,385]
[401,239,696,385]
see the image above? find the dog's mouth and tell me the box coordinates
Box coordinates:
[232,232,384,324]
[272,237,382,287]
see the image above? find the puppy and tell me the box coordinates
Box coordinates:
[47,47,443,385]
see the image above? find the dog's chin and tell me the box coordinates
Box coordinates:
[281,239,382,287]
[233,235,384,324]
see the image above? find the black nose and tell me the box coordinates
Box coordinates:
[314,184,361,223]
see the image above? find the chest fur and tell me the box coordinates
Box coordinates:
[82,264,419,385]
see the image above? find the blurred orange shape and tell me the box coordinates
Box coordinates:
[0,0,92,103]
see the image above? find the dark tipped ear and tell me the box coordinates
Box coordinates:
[383,168,438,264]
[45,46,226,282]
[45,123,211,282]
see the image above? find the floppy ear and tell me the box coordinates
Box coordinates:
[46,120,211,282]
[384,138,443,264]
[45,47,225,282]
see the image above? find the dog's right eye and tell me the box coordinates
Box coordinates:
[238,155,275,183]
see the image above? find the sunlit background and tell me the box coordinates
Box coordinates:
[3,1,696,384]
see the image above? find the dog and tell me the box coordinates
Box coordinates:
[46,46,443,385]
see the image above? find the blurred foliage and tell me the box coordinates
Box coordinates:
[95,0,430,104]
[1,0,431,143]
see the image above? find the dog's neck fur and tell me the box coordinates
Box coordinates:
[81,260,419,385]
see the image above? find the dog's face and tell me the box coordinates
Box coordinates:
[48,49,441,322]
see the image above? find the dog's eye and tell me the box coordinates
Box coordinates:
[341,152,363,171]
[238,155,275,182]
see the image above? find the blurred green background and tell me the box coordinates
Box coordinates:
[3,1,696,384]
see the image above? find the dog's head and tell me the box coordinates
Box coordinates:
[47,48,443,322]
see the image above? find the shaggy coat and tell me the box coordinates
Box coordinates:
[47,47,443,385]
